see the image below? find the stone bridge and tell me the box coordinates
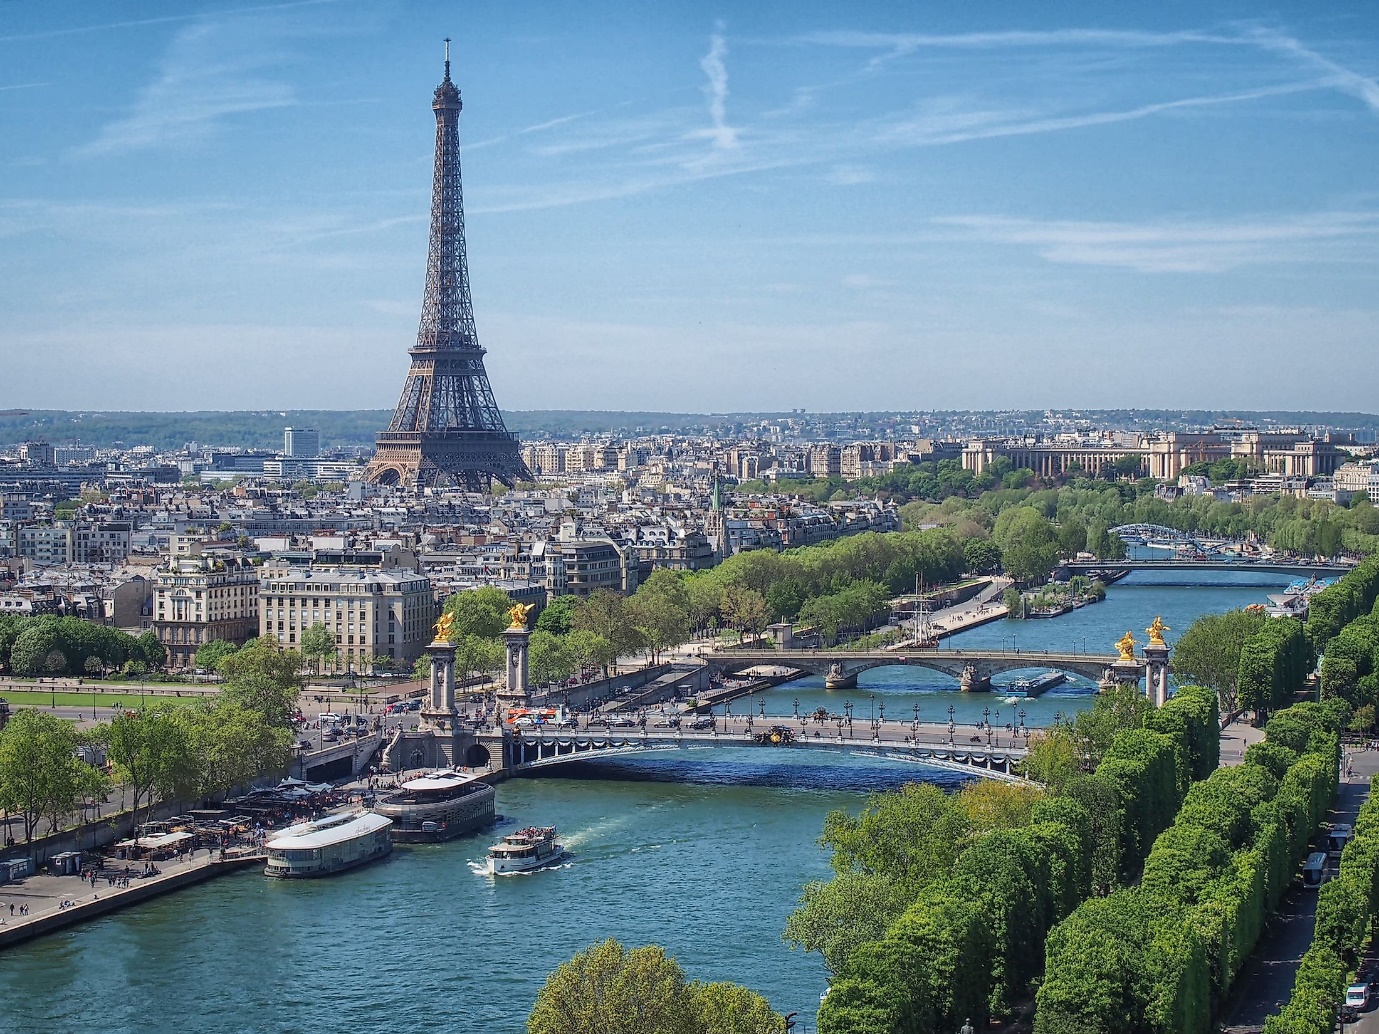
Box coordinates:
[474,721,1031,782]
[703,648,1130,692]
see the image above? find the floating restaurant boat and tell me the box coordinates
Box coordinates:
[263,810,392,878]
[486,826,563,875]
[373,770,497,843]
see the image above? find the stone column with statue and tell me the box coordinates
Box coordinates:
[421,612,457,732]
[496,602,536,717]
[1142,616,1171,707]
[1104,630,1144,693]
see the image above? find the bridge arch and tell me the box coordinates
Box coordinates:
[489,730,1032,783]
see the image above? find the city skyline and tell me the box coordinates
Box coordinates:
[3,0,1378,412]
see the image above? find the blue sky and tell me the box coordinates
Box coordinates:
[2,0,1378,414]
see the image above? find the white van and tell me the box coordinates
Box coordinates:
[1302,851,1327,888]
[1328,824,1352,859]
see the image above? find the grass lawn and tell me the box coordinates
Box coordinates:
[0,689,206,710]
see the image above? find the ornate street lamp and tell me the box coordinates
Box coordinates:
[947,703,955,745]
[984,706,992,746]
[912,703,920,733]
[793,697,800,719]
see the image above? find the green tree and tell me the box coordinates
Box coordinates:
[299,622,338,675]
[136,629,167,668]
[99,709,197,836]
[687,981,781,1034]
[963,538,1002,575]
[443,586,514,641]
[453,634,505,685]
[218,637,303,689]
[535,595,580,635]
[1172,608,1267,712]
[992,507,1061,584]
[573,590,640,668]
[784,872,914,975]
[721,586,771,639]
[1020,724,1082,790]
[565,629,616,672]
[0,710,88,843]
[821,782,969,892]
[194,639,239,671]
[530,630,576,685]
[527,939,696,1034]
[176,701,292,797]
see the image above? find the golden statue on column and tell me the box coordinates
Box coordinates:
[1115,631,1137,663]
[1146,616,1169,647]
[507,603,535,630]
[433,612,455,641]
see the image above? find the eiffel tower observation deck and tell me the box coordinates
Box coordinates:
[365,43,531,492]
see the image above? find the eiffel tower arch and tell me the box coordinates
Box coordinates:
[365,44,531,492]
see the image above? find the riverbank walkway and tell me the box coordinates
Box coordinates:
[0,845,264,951]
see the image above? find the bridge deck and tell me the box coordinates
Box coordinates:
[481,718,1032,781]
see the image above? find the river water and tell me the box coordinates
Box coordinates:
[0,572,1291,1034]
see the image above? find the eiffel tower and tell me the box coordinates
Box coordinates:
[365,43,531,491]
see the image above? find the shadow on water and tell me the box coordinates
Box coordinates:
[526,753,973,793]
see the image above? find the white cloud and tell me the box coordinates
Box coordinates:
[935,211,1379,272]
[841,273,892,289]
[74,19,298,157]
[695,23,739,150]
[826,164,875,185]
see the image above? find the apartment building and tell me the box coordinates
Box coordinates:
[153,552,261,668]
[258,555,435,670]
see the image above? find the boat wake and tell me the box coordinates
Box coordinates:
[471,852,572,878]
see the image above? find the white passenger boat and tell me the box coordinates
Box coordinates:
[486,826,562,875]
[264,810,392,878]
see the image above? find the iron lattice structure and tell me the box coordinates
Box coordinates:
[365,53,531,492]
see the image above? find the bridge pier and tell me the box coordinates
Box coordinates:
[960,664,991,692]
[824,663,858,690]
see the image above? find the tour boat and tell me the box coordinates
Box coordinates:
[374,770,497,843]
[486,826,563,875]
[264,810,392,878]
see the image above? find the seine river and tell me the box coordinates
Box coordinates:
[0,571,1294,1034]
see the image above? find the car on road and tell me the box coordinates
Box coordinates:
[605,716,637,728]
[653,717,681,728]
[689,717,715,730]
[294,739,313,750]
[1346,983,1370,1013]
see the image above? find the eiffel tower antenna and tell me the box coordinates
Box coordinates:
[365,47,531,492]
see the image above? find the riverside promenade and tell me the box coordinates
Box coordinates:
[0,847,264,951]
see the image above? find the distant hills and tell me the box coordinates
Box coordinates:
[0,409,764,450]
[0,408,1375,451]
